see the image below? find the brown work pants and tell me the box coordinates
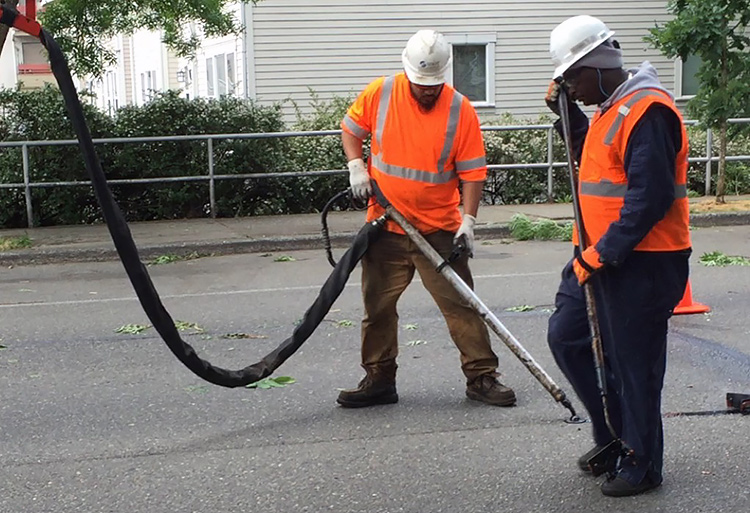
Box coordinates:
[360,230,498,383]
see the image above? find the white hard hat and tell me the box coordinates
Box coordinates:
[550,15,615,79]
[401,30,452,86]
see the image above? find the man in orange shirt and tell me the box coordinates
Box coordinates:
[337,29,516,408]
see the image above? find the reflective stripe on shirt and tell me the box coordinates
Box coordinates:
[456,156,487,172]
[374,75,395,149]
[371,154,457,184]
[342,114,369,140]
[372,75,464,183]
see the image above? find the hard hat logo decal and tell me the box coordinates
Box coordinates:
[402,29,451,86]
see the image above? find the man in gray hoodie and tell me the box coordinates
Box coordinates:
[544,15,691,497]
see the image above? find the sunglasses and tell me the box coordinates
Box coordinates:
[561,67,587,89]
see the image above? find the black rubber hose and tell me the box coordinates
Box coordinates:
[320,189,352,267]
[39,27,384,387]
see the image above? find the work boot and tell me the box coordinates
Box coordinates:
[465,374,516,406]
[336,375,398,408]
[578,445,605,472]
[600,474,662,497]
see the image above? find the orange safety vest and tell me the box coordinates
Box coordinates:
[575,88,691,252]
[341,73,487,234]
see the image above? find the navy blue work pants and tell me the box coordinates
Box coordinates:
[548,251,689,484]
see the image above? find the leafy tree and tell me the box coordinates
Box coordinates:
[647,0,750,203]
[35,0,259,78]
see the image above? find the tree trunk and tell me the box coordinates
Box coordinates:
[715,32,730,204]
[715,119,728,203]
[0,0,21,60]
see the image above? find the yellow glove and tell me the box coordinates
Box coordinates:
[573,246,604,285]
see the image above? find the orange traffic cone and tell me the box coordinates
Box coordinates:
[673,280,710,315]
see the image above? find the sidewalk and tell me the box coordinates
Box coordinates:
[2,198,750,266]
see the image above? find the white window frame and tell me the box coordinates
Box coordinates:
[140,70,156,103]
[206,53,237,99]
[444,33,496,108]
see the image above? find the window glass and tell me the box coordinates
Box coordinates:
[226,53,236,95]
[452,45,487,102]
[682,54,701,97]
[216,54,227,96]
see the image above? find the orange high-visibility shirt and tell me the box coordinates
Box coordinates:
[341,73,487,234]
[576,88,691,251]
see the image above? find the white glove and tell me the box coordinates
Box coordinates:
[454,214,476,257]
[347,158,372,201]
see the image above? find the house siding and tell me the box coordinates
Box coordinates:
[249,0,675,122]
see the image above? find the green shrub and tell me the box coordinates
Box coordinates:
[110,91,288,220]
[281,92,355,213]
[0,85,115,226]
[482,113,572,205]
[685,124,750,196]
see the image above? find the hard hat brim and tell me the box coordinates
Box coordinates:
[552,29,615,79]
[403,68,446,86]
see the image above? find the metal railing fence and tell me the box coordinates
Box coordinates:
[1,119,749,228]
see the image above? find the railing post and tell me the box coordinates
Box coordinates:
[22,143,34,228]
[547,127,554,202]
[705,128,713,196]
[207,138,216,218]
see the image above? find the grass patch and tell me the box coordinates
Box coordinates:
[509,214,573,241]
[699,250,750,267]
[0,235,32,251]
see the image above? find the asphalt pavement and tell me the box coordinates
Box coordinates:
[1,225,749,512]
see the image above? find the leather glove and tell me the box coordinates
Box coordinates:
[545,81,570,117]
[453,214,476,257]
[347,158,372,201]
[573,246,604,285]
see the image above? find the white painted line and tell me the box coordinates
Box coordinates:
[0,271,556,309]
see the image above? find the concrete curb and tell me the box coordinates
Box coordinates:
[689,211,750,227]
[0,211,746,267]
